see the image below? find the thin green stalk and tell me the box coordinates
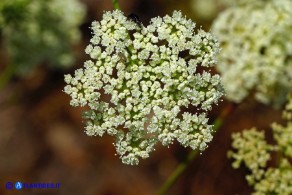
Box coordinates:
[112,0,120,10]
[156,149,199,195]
[0,64,16,90]
[156,103,236,195]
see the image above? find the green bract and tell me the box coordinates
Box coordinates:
[0,0,85,75]
[212,0,292,106]
[64,10,223,165]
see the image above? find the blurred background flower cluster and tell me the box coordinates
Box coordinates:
[0,0,291,194]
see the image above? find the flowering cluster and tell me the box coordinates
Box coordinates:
[0,0,85,75]
[212,0,292,106]
[228,95,292,194]
[64,10,223,165]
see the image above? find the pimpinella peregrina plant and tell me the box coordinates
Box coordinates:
[228,94,292,195]
[64,10,224,165]
[212,0,292,106]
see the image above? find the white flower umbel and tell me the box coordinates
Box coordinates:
[64,10,223,165]
[212,0,292,106]
[228,95,292,194]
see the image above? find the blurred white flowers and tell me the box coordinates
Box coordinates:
[0,0,85,75]
[191,0,231,20]
[212,0,292,106]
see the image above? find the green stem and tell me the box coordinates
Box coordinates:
[156,103,236,195]
[0,64,16,90]
[156,149,198,195]
[112,0,120,10]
